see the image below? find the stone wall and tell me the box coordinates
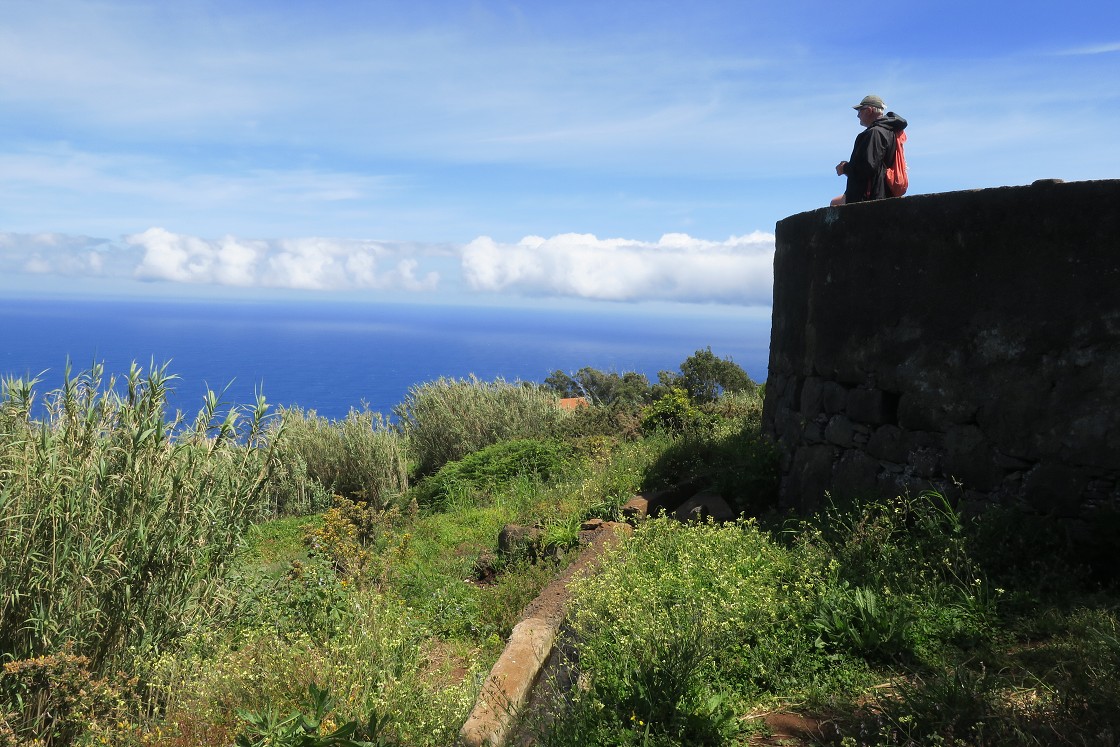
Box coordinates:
[762,179,1120,522]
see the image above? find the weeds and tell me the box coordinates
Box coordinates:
[0,650,141,747]
[812,584,914,663]
[415,438,577,512]
[394,376,564,476]
[559,517,827,743]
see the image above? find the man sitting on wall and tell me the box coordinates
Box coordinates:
[831,94,908,206]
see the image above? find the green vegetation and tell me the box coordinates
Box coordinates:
[533,493,1120,746]
[395,376,563,476]
[2,356,1117,747]
[266,407,408,513]
[544,368,652,407]
[0,363,275,694]
[659,345,756,404]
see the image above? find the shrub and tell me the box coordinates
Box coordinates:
[552,402,643,442]
[544,368,652,406]
[306,496,416,583]
[658,347,756,404]
[394,377,564,476]
[701,387,765,425]
[415,438,577,511]
[643,412,779,515]
[155,589,477,747]
[0,650,142,747]
[709,424,780,516]
[268,407,408,513]
[640,387,712,434]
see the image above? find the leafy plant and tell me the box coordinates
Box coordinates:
[812,584,914,662]
[543,367,652,406]
[552,403,643,442]
[658,347,756,404]
[561,517,829,743]
[0,650,139,747]
[234,683,392,747]
[305,495,416,582]
[641,387,712,434]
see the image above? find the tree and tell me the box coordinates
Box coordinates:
[663,347,755,404]
[542,367,652,406]
[543,370,581,398]
[575,367,651,406]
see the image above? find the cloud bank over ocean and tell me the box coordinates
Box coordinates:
[0,229,776,307]
[463,232,774,305]
[128,229,442,293]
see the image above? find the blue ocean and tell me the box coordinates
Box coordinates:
[0,297,772,421]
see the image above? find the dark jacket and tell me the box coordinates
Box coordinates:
[844,112,907,202]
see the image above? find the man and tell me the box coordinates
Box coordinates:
[832,94,907,205]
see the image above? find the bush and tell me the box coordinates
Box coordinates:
[544,368,652,406]
[0,650,143,747]
[415,438,577,511]
[658,347,756,404]
[267,407,408,513]
[643,411,779,516]
[552,402,643,442]
[394,377,564,476]
[155,589,477,747]
[306,495,416,583]
[640,387,712,434]
[701,387,765,425]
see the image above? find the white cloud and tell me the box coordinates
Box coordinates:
[0,232,123,277]
[1055,41,1120,56]
[127,229,440,292]
[2,228,774,306]
[461,231,774,306]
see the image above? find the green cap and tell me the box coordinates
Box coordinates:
[853,94,885,110]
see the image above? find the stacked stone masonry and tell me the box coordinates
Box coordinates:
[762,179,1120,526]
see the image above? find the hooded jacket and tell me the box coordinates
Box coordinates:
[843,112,907,203]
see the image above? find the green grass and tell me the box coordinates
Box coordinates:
[237,514,323,576]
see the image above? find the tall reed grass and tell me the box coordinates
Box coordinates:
[395,376,564,476]
[266,407,408,513]
[0,363,277,680]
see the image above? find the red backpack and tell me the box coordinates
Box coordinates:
[886,131,908,197]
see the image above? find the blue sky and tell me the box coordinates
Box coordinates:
[1,0,1117,309]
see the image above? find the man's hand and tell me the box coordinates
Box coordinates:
[835,161,847,176]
